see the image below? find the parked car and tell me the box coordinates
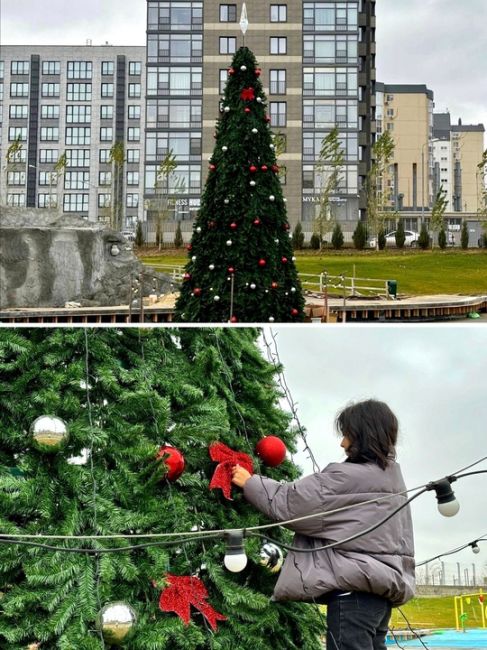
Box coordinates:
[368,230,419,248]
[121,230,136,242]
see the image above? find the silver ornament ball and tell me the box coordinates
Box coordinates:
[226,240,233,246]
[260,543,284,574]
[270,144,275,150]
[256,97,263,103]
[250,180,256,187]
[224,198,230,205]
[222,146,228,152]
[240,65,247,71]
[196,226,202,233]
[30,416,69,452]
[252,128,258,134]
[209,264,215,270]
[224,106,230,113]
[250,283,256,290]
[191,255,197,262]
[268,317,275,322]
[291,287,297,293]
[214,295,221,302]
[96,602,137,646]
[269,195,275,202]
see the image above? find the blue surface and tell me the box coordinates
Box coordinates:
[387,629,487,648]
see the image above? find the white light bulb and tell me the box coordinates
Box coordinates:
[214,295,221,302]
[269,317,275,322]
[226,240,232,246]
[224,106,230,113]
[250,180,256,187]
[196,226,202,233]
[270,144,275,150]
[224,531,248,573]
[224,553,248,573]
[269,195,275,202]
[291,287,296,293]
[222,146,228,152]
[283,198,287,203]
[250,283,256,290]
[240,65,247,71]
[191,255,197,261]
[209,264,215,270]
[472,544,481,554]
[437,500,460,517]
[252,128,258,134]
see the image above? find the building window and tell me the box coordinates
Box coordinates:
[303,35,357,64]
[39,149,59,164]
[66,105,91,123]
[126,171,139,186]
[303,68,357,96]
[219,69,228,94]
[148,33,203,64]
[41,83,60,97]
[100,105,113,120]
[7,171,26,186]
[148,2,202,30]
[99,171,112,186]
[66,127,91,145]
[99,150,111,164]
[303,3,358,31]
[101,61,114,76]
[41,105,60,119]
[129,61,142,76]
[67,83,92,101]
[64,194,89,212]
[9,105,29,119]
[279,166,287,185]
[126,193,139,208]
[128,83,141,98]
[128,105,141,120]
[9,127,27,141]
[127,127,140,142]
[38,194,58,208]
[270,5,287,22]
[219,4,237,21]
[39,171,56,186]
[64,171,89,190]
[11,61,30,75]
[100,127,113,142]
[147,67,202,96]
[270,37,287,54]
[67,61,92,79]
[270,102,287,127]
[219,37,236,55]
[98,193,111,208]
[10,83,29,98]
[7,193,26,207]
[66,149,91,167]
[42,61,60,75]
[270,69,286,94]
[101,83,114,98]
[0,61,3,78]
[127,149,140,164]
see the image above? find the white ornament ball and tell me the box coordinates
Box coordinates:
[226,240,233,246]
[224,106,230,113]
[265,289,269,293]
[196,226,202,233]
[209,287,214,291]
[268,317,275,322]
[257,97,263,103]
[252,128,258,134]
[270,144,275,150]
[283,198,287,203]
[209,264,215,270]
[291,288,298,294]
[250,283,256,290]
[96,602,137,645]
[214,295,221,302]
[224,198,230,205]
[285,292,289,296]
[274,239,279,244]
[222,146,228,152]
[31,416,69,452]
[250,180,256,187]
[240,65,247,71]
[292,256,296,261]
[191,255,197,262]
[269,195,275,202]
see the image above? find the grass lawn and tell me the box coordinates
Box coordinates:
[388,596,485,630]
[138,249,487,296]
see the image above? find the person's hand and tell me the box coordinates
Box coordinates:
[231,465,252,488]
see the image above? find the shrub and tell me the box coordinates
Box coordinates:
[352,220,367,250]
[331,223,344,250]
[174,222,183,248]
[378,229,386,250]
[438,227,447,249]
[309,232,321,250]
[135,220,144,247]
[461,221,469,249]
[292,222,305,250]
[395,221,406,248]
[418,223,430,250]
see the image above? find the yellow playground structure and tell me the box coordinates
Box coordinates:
[454,590,486,630]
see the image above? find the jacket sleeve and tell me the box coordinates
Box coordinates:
[242,472,331,536]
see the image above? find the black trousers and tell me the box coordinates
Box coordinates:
[325,592,392,650]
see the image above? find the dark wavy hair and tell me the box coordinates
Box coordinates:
[335,399,398,470]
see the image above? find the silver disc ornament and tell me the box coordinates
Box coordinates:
[259,543,284,574]
[96,602,137,645]
[30,415,69,452]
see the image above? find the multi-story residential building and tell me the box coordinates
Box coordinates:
[433,113,485,214]
[0,45,146,229]
[145,0,376,240]
[376,83,434,225]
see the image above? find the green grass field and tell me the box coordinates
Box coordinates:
[389,596,485,630]
[138,249,487,296]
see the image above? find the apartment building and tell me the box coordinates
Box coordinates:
[145,0,376,237]
[0,45,146,229]
[433,113,485,214]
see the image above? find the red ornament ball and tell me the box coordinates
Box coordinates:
[228,266,235,274]
[291,308,299,317]
[255,436,287,467]
[209,164,216,171]
[230,316,238,323]
[228,67,235,75]
[283,223,290,231]
[261,165,268,172]
[265,116,271,123]
[208,221,216,229]
[253,218,261,226]
[157,445,185,481]
[272,165,279,173]
[245,107,251,114]
[255,68,262,76]
[183,273,192,281]
[249,165,257,173]
[230,222,238,230]
[271,282,278,289]
[193,287,202,297]
[187,244,192,251]
[281,256,288,264]
[258,258,267,267]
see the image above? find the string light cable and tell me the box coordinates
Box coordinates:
[415,534,487,567]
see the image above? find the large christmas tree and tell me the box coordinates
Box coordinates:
[0,328,322,649]
[175,47,305,323]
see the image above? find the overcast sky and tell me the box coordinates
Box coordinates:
[2,0,486,132]
[260,326,487,582]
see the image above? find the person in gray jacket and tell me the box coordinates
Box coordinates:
[232,399,415,650]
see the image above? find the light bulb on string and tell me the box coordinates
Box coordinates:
[224,530,248,573]
[471,542,481,554]
[427,478,460,517]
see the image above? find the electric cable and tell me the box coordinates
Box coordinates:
[416,535,487,567]
[396,608,429,650]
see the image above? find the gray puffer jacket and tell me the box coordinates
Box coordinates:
[243,460,415,606]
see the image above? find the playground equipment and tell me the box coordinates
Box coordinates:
[454,590,486,631]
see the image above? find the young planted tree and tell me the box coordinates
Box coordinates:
[109,142,126,231]
[438,227,447,249]
[147,152,186,250]
[0,328,322,649]
[135,221,145,248]
[461,220,469,249]
[313,126,345,249]
[418,223,430,250]
[395,220,406,249]
[430,185,448,248]
[366,131,395,248]
[175,48,304,323]
[3,136,24,204]
[352,221,367,250]
[174,222,184,249]
[331,223,344,250]
[291,223,305,250]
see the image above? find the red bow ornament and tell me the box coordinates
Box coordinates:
[159,574,227,631]
[209,442,254,500]
[240,87,255,101]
